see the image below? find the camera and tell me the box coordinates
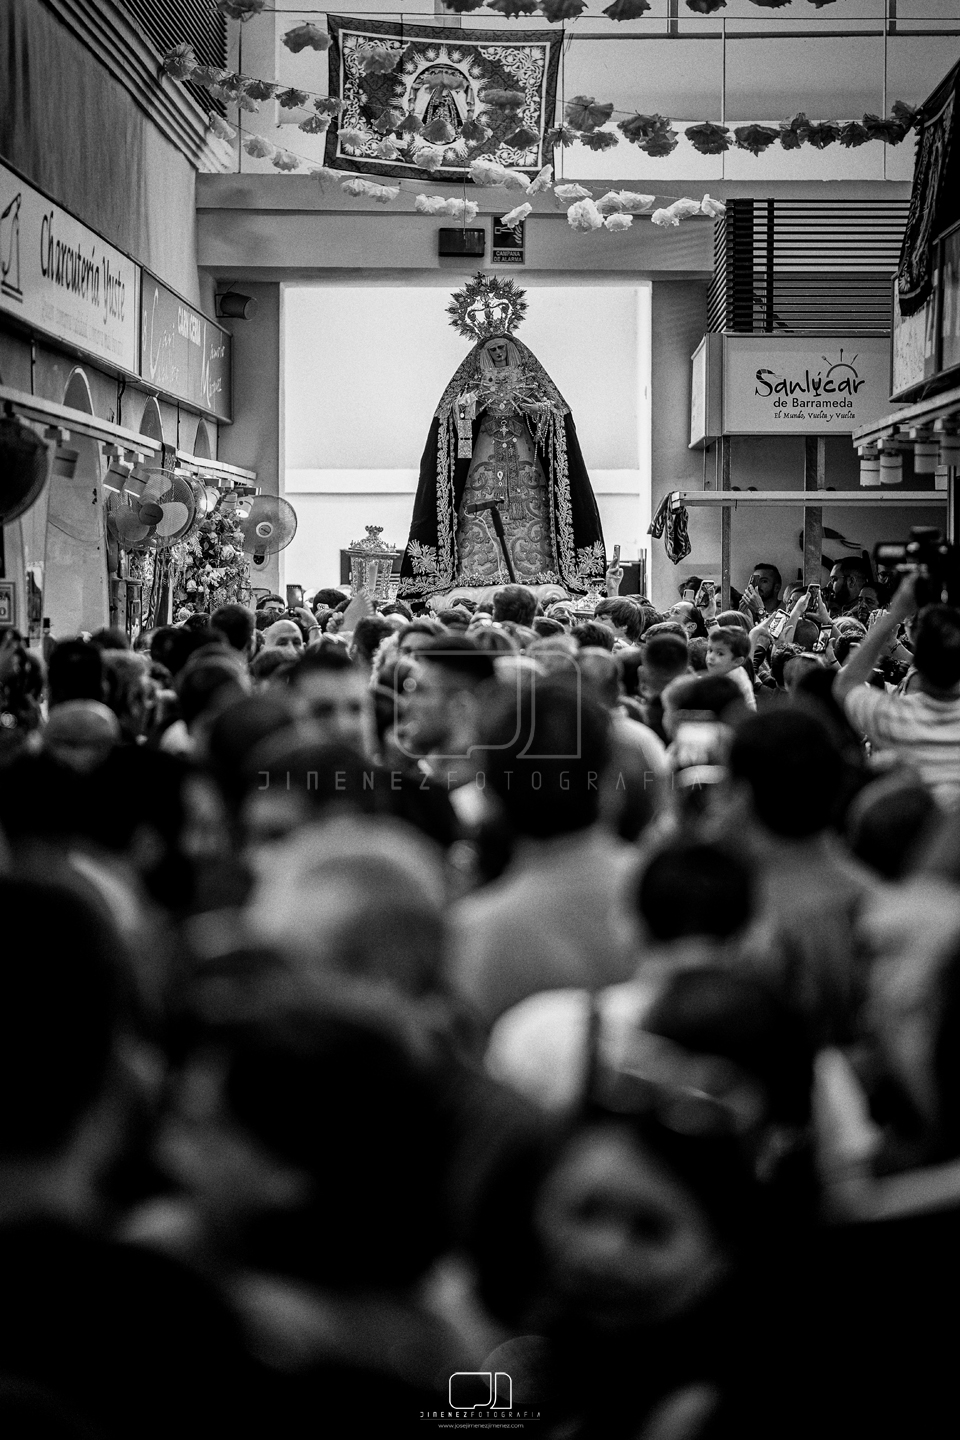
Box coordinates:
[874,528,960,609]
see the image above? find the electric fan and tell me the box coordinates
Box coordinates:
[151,474,198,547]
[239,496,298,563]
[104,469,199,551]
[0,413,52,523]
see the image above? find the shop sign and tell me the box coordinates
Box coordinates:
[722,335,893,435]
[492,215,525,265]
[0,580,15,626]
[140,275,231,422]
[0,160,139,374]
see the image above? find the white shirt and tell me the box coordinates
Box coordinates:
[843,683,960,806]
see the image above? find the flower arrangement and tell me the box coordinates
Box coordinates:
[173,511,251,614]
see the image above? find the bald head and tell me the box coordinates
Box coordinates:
[263,620,304,653]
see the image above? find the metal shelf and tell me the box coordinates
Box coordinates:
[677,489,946,506]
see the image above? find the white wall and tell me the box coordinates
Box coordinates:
[282,283,651,591]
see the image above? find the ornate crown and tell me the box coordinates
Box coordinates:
[446,273,528,342]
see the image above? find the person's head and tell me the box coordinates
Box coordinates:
[438,606,472,634]
[642,621,688,645]
[645,968,815,1135]
[533,616,565,640]
[89,626,130,653]
[101,651,153,742]
[83,747,227,915]
[249,648,298,687]
[492,585,537,627]
[833,633,861,667]
[706,626,750,677]
[289,647,371,752]
[471,624,519,655]
[715,610,750,633]
[210,604,255,656]
[239,732,377,852]
[397,618,445,656]
[150,625,219,679]
[0,879,123,1169]
[640,634,689,699]
[912,605,960,694]
[349,615,394,670]
[525,637,580,680]
[748,564,782,608]
[175,660,248,737]
[47,639,104,708]
[594,599,644,645]
[42,700,121,773]
[571,620,616,653]
[661,674,743,740]
[157,1001,450,1290]
[262,620,304,654]
[576,648,621,710]
[730,710,842,839]
[380,599,413,622]
[477,677,611,838]
[397,636,496,761]
[205,693,299,814]
[826,558,872,611]
[250,817,446,1000]
[637,842,753,944]
[666,601,708,641]
[846,772,938,880]
[312,588,348,612]
[687,637,708,673]
[256,594,286,616]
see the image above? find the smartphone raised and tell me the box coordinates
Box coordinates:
[612,544,621,567]
[806,583,821,614]
[286,584,304,608]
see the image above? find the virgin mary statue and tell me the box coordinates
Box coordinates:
[398,275,606,603]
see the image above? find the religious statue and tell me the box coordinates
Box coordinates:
[398,274,606,602]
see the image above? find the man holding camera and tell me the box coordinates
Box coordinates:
[834,574,960,806]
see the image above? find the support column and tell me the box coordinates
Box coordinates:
[720,435,731,609]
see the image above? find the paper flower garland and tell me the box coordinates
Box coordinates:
[276,88,310,110]
[242,134,274,159]
[209,116,236,142]
[685,122,732,155]
[501,202,534,226]
[581,131,620,152]
[567,198,604,231]
[161,44,198,82]
[489,0,540,15]
[603,0,652,16]
[554,183,592,203]
[282,24,331,53]
[734,124,780,155]
[343,178,401,202]
[215,0,265,19]
[540,0,588,19]
[528,166,554,193]
[360,45,402,76]
[604,213,634,231]
[565,97,615,133]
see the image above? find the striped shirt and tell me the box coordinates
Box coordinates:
[843,684,960,805]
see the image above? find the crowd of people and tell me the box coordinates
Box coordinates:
[1,556,959,1438]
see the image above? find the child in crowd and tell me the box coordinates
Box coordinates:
[706,625,757,709]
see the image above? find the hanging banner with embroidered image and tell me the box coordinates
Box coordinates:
[323,16,561,181]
